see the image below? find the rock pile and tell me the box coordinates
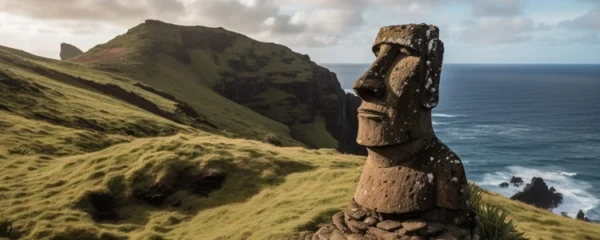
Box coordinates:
[308,199,478,240]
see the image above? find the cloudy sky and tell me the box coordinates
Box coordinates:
[0,0,599,63]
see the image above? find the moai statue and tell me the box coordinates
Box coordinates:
[309,24,478,240]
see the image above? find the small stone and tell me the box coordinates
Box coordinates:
[345,213,369,232]
[376,220,403,231]
[395,228,407,236]
[333,212,350,234]
[346,234,368,240]
[423,222,445,236]
[409,236,426,240]
[364,217,379,226]
[315,225,338,240]
[345,208,367,220]
[367,227,399,240]
[330,230,348,240]
[401,220,427,232]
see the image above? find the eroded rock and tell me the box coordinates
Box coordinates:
[510,177,563,209]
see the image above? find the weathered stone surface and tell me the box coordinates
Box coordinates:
[409,236,426,240]
[511,177,563,209]
[423,222,446,236]
[376,220,403,231]
[352,24,470,219]
[401,220,427,232]
[345,207,367,220]
[346,234,369,240]
[364,217,378,226]
[367,227,398,240]
[333,212,351,234]
[309,24,475,240]
[314,225,347,240]
[345,213,370,232]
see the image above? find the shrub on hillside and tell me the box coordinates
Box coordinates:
[470,183,526,240]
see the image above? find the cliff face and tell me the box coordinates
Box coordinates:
[212,48,363,153]
[59,43,83,60]
[71,20,364,154]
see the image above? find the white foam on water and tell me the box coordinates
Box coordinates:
[441,124,532,140]
[479,165,600,220]
[432,121,449,126]
[560,171,577,177]
[432,113,464,118]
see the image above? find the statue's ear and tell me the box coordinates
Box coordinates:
[421,38,444,109]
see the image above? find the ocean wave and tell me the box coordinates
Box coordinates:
[432,113,465,118]
[439,124,532,140]
[479,166,599,220]
[560,171,577,177]
[432,121,449,126]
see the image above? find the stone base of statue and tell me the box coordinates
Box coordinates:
[302,200,479,240]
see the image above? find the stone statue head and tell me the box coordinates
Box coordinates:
[353,24,444,147]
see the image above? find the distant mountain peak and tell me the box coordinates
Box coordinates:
[59,42,83,60]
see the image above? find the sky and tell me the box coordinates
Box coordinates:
[0,0,599,64]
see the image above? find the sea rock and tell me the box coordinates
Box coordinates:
[510,176,524,187]
[499,182,509,188]
[59,43,83,60]
[510,177,563,209]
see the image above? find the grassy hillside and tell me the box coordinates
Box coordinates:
[69,20,362,153]
[2,132,600,239]
[1,28,599,239]
[0,44,301,147]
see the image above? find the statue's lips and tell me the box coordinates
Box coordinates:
[358,108,385,118]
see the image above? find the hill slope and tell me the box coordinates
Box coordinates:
[0,26,599,240]
[69,20,364,154]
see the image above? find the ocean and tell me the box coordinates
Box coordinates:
[324,63,600,221]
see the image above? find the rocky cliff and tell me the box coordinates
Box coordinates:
[59,43,83,60]
[71,20,364,154]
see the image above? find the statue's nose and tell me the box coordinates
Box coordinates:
[353,44,395,102]
[353,74,385,102]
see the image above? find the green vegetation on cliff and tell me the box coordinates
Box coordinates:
[69,20,361,153]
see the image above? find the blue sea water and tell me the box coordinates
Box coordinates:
[324,63,600,221]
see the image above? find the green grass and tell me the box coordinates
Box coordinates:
[2,130,600,239]
[1,22,600,240]
[291,117,339,149]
